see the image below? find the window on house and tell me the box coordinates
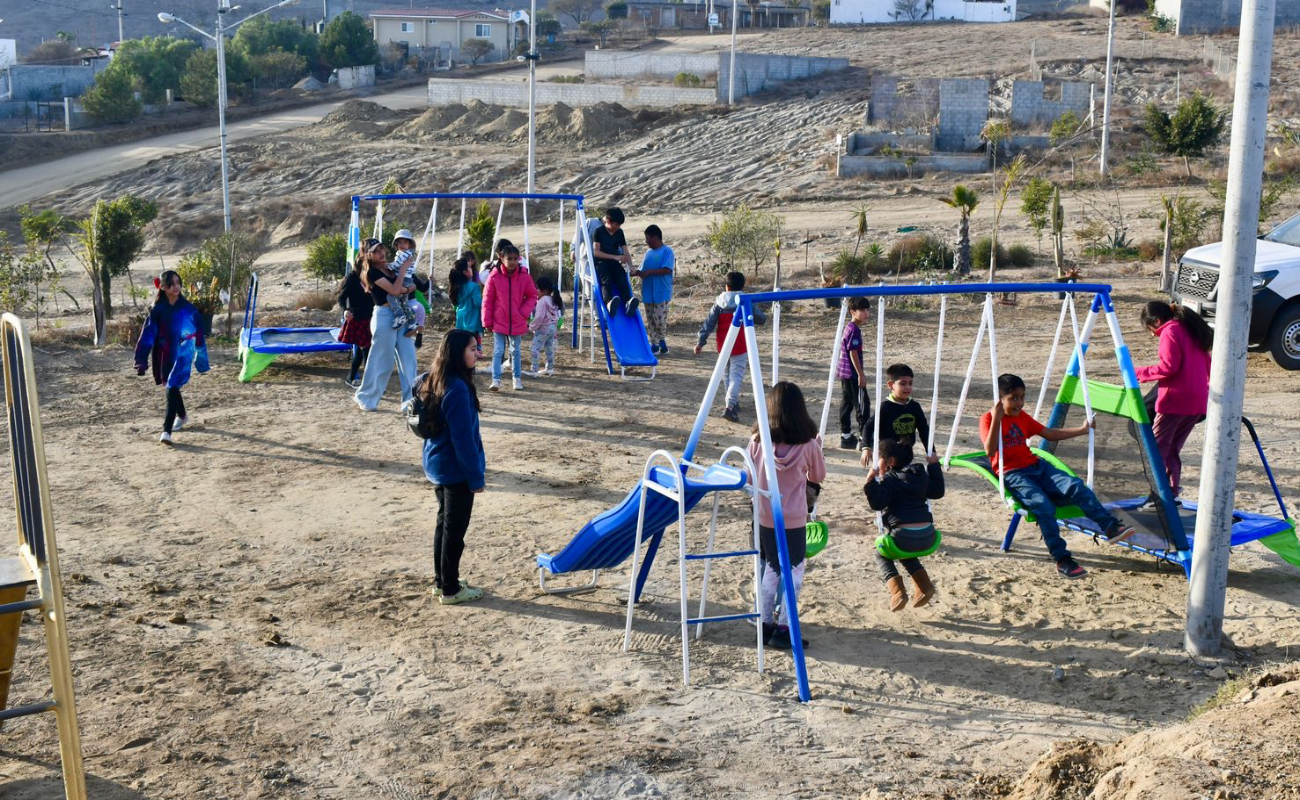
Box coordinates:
[400,22,414,32]
[475,23,492,37]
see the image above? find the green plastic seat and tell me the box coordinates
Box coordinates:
[946,448,1085,523]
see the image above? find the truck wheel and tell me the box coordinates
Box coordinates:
[1266,304,1300,370]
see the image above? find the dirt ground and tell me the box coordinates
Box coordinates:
[1,259,1298,799]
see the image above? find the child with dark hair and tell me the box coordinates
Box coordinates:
[524,275,563,378]
[746,381,826,649]
[865,440,944,611]
[338,247,375,388]
[1135,301,1213,501]
[635,224,675,354]
[419,329,486,605]
[449,257,482,353]
[837,296,873,450]
[981,373,1135,579]
[861,362,931,468]
[134,270,210,444]
[590,207,638,318]
[481,245,538,391]
[694,271,767,422]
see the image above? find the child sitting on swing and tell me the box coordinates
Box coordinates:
[981,373,1136,580]
[864,440,943,611]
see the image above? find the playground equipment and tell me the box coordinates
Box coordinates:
[570,216,659,379]
[0,314,86,799]
[238,273,351,382]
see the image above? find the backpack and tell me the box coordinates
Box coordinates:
[406,372,445,439]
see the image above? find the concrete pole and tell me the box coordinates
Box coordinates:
[1098,0,1116,176]
[115,0,125,43]
[1185,0,1276,658]
[216,2,232,234]
[728,0,738,105]
[527,0,536,193]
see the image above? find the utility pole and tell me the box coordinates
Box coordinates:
[727,0,738,104]
[112,0,125,43]
[1098,0,1116,176]
[1185,0,1276,658]
[215,0,232,234]
[527,0,537,193]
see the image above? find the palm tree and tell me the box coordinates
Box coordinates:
[939,185,979,276]
[849,201,872,257]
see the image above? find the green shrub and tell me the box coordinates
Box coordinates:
[889,234,953,273]
[548,74,584,83]
[1049,110,1082,147]
[971,237,1008,271]
[303,232,348,282]
[826,249,883,285]
[176,232,257,304]
[673,72,703,88]
[82,67,142,123]
[1007,243,1034,268]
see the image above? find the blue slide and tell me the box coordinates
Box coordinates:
[537,463,748,598]
[588,270,658,374]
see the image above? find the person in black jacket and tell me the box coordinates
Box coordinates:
[860,363,931,468]
[338,247,376,388]
[864,440,944,612]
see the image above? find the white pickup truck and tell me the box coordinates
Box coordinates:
[1170,211,1300,370]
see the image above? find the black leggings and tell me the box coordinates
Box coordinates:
[349,346,369,382]
[434,482,476,596]
[164,387,186,433]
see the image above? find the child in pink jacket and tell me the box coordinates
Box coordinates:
[1135,301,1213,499]
[745,381,827,651]
[481,246,538,392]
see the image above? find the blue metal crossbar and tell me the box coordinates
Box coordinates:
[353,192,586,204]
[0,598,44,616]
[0,701,57,722]
[686,613,761,626]
[684,550,759,561]
[738,282,1114,305]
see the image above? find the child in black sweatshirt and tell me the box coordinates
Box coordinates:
[864,439,945,612]
[860,362,931,469]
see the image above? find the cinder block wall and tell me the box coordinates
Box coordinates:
[1160,0,1300,34]
[1009,80,1092,127]
[426,79,716,108]
[715,53,850,101]
[584,51,719,79]
[937,78,989,151]
[1,64,103,101]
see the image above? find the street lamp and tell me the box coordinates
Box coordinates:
[157,0,300,234]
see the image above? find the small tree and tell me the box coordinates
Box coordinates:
[605,0,630,21]
[1143,91,1227,178]
[82,68,143,123]
[707,203,781,278]
[232,16,320,66]
[320,11,379,69]
[849,202,872,257]
[303,232,349,283]
[18,206,74,327]
[987,155,1026,282]
[0,233,46,321]
[111,36,200,105]
[537,14,563,40]
[813,0,831,24]
[461,38,494,65]
[68,196,154,345]
[180,47,252,108]
[939,185,979,276]
[1020,177,1054,251]
[249,49,308,89]
[1049,185,1066,279]
[466,202,497,264]
[1049,110,1083,147]
[581,20,616,47]
[981,119,1011,173]
[551,0,602,27]
[22,39,80,66]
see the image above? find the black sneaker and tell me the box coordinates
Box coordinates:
[626,298,640,317]
[659,340,669,355]
[722,405,740,423]
[840,434,859,450]
[1104,522,1137,544]
[606,298,622,318]
[762,622,777,646]
[1056,558,1088,579]
[768,625,809,651]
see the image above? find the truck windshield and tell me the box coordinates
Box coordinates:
[1264,212,1300,246]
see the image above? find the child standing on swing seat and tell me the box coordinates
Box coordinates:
[981,374,1136,580]
[388,230,424,338]
[745,381,826,651]
[865,440,943,611]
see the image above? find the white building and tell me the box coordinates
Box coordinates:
[830,0,1017,25]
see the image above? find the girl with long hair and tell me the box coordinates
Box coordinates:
[338,245,375,387]
[134,270,210,444]
[1135,301,1213,500]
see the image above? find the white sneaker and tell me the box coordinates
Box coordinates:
[159,432,173,445]
[544,367,555,377]
[489,380,501,392]
[522,370,539,378]
[513,377,524,390]
[172,415,187,432]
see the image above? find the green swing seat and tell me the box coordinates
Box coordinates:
[945,447,1086,522]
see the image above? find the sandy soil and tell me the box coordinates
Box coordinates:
[1,261,1298,799]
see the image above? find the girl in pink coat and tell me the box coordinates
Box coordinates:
[1135,302,1213,499]
[481,246,538,392]
[746,381,827,651]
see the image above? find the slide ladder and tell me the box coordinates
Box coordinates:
[622,448,765,686]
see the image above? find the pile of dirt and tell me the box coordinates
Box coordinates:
[300,99,395,140]
[392,100,663,144]
[1003,668,1300,800]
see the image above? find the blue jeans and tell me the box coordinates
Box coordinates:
[1002,459,1119,562]
[354,305,418,411]
[492,332,522,381]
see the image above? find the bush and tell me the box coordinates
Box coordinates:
[176,232,258,304]
[826,248,885,285]
[82,68,143,123]
[706,203,782,277]
[249,49,308,89]
[303,232,348,283]
[461,38,494,66]
[888,234,953,273]
[294,290,337,311]
[1137,239,1163,261]
[548,74,584,83]
[1049,110,1082,147]
[673,72,703,88]
[971,237,1008,271]
[320,11,379,69]
[1007,243,1034,268]
[180,48,251,107]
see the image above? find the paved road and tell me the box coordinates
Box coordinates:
[0,83,431,210]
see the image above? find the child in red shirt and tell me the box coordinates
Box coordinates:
[979,374,1135,579]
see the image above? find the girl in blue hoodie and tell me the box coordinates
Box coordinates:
[134,270,210,445]
[420,328,487,605]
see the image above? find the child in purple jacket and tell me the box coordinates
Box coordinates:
[1134,302,1213,500]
